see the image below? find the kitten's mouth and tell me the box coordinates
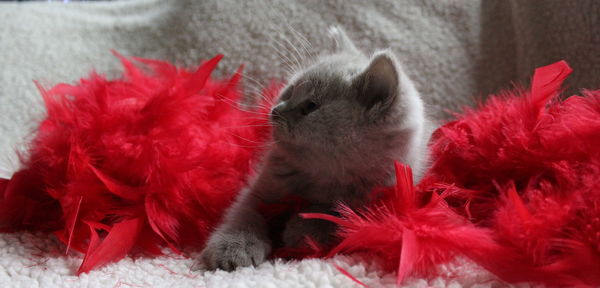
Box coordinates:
[269,112,292,136]
[271,118,291,134]
[270,109,285,124]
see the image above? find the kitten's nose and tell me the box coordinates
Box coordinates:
[270,103,286,123]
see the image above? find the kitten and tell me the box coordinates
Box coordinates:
[200,27,432,271]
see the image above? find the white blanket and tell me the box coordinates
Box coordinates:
[1,231,501,288]
[0,0,598,287]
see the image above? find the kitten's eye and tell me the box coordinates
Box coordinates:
[300,100,319,116]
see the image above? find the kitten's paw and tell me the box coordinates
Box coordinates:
[199,230,271,271]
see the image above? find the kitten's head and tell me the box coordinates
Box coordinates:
[271,52,397,143]
[270,28,424,164]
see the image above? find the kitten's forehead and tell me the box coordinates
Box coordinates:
[284,71,349,103]
[289,52,366,86]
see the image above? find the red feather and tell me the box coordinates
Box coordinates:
[78,218,143,274]
[0,179,7,197]
[0,53,279,273]
[305,61,599,286]
[332,263,368,288]
[397,228,418,285]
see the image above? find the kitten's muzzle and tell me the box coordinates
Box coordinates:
[270,106,286,124]
[270,104,293,134]
[270,102,300,125]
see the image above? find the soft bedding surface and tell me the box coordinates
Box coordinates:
[0,0,598,287]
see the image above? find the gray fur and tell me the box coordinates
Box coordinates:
[199,27,432,271]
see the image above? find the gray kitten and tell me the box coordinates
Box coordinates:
[200,27,432,271]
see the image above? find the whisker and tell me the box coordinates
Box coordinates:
[240,99,274,112]
[217,97,273,117]
[226,133,279,148]
[288,24,316,61]
[269,41,298,74]
[241,74,267,91]
[281,34,304,71]
[269,9,313,64]
[235,114,272,120]
[231,133,272,144]
[240,74,278,107]
[223,141,276,149]
[271,34,302,72]
[264,23,301,78]
[223,124,273,129]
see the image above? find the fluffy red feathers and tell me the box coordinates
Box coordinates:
[1,55,599,287]
[423,60,600,285]
[0,53,278,274]
[307,61,600,286]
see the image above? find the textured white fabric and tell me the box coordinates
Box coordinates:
[0,0,598,287]
[0,231,504,288]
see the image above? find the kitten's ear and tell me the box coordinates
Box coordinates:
[352,50,399,111]
[328,26,359,54]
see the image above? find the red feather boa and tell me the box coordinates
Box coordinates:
[0,53,278,274]
[1,56,599,287]
[306,60,600,286]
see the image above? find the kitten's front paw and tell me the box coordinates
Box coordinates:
[200,230,271,271]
